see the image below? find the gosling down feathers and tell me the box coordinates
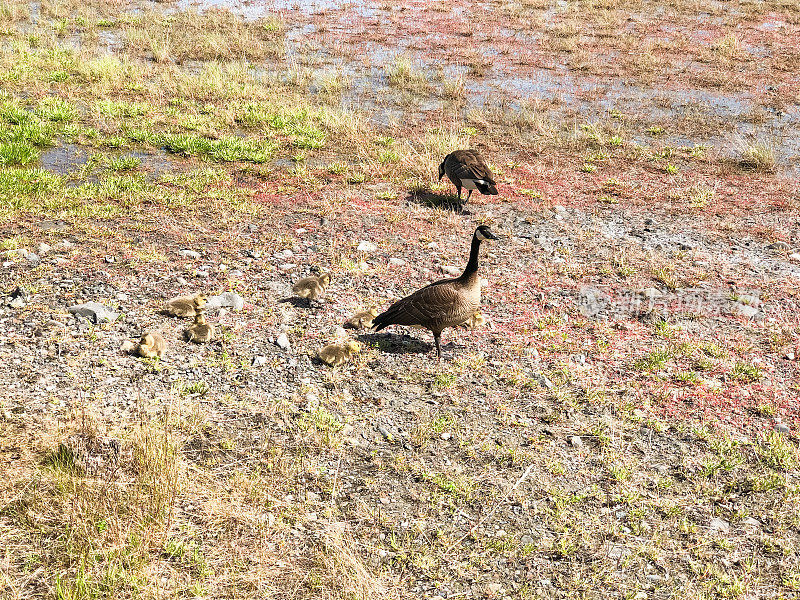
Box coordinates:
[162,293,207,317]
[186,313,215,343]
[439,150,498,203]
[318,340,362,367]
[137,332,166,358]
[372,225,498,358]
[459,310,487,329]
[293,272,331,302]
[343,306,379,330]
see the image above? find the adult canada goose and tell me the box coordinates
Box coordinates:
[343,306,379,330]
[186,312,215,343]
[372,225,499,358]
[439,150,498,204]
[318,340,362,367]
[292,272,331,303]
[137,332,166,358]
[162,293,207,317]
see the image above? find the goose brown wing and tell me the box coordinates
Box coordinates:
[373,281,465,331]
[447,150,496,184]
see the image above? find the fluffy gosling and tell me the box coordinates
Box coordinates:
[293,272,331,302]
[343,306,379,330]
[318,340,362,367]
[162,293,207,317]
[137,332,166,358]
[186,313,215,343]
[459,310,487,329]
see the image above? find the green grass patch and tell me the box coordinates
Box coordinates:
[633,349,671,372]
[160,133,275,163]
[0,140,39,165]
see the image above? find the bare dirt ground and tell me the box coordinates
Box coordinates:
[0,0,799,598]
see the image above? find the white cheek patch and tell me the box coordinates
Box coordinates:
[476,230,487,241]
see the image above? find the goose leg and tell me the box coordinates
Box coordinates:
[466,189,473,203]
[433,332,442,360]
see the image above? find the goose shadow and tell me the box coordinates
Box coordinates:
[359,332,433,355]
[405,189,469,214]
[278,296,320,309]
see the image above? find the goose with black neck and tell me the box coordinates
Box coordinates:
[372,225,499,359]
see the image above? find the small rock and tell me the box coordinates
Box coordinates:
[520,535,534,546]
[115,292,129,302]
[790,253,800,261]
[638,287,663,299]
[440,432,452,440]
[279,263,297,272]
[7,286,28,308]
[252,356,268,367]
[195,270,209,278]
[569,435,583,448]
[767,241,790,251]
[24,251,40,264]
[357,240,378,253]
[486,583,503,597]
[742,517,761,527]
[441,265,461,276]
[205,292,244,311]
[389,257,406,266]
[228,269,244,279]
[38,242,51,255]
[68,302,119,324]
[733,303,759,319]
[709,517,730,533]
[427,242,439,250]
[773,418,790,434]
[176,276,187,285]
[179,249,201,259]
[329,325,348,338]
[120,340,136,353]
[276,333,291,350]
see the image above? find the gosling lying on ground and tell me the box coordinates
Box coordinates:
[318,340,362,367]
[186,313,215,343]
[137,332,166,358]
[162,293,207,317]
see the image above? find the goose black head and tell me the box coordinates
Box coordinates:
[474,225,499,242]
[438,160,446,181]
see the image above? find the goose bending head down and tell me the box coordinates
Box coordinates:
[439,149,498,205]
[372,225,499,359]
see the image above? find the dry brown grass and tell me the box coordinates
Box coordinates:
[122,9,285,63]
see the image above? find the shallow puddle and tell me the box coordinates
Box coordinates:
[19,0,800,173]
[39,144,90,175]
